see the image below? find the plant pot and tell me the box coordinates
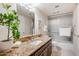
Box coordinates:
[0,40,13,51]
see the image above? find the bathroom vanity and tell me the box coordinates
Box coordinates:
[30,38,52,56]
[0,35,52,56]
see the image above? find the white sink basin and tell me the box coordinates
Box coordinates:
[29,40,42,46]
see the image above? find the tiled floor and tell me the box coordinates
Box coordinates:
[51,41,75,56]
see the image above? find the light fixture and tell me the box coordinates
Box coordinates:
[23,3,40,9]
[29,3,40,7]
[55,5,60,8]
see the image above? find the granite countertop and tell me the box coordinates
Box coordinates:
[0,35,52,56]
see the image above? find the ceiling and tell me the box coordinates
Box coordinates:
[36,3,77,16]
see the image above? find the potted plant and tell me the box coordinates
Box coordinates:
[0,3,20,51]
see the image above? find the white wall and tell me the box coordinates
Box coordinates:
[0,4,17,41]
[0,3,16,13]
[34,8,48,35]
[73,4,79,55]
[48,14,72,42]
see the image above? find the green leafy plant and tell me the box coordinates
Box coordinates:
[0,3,20,41]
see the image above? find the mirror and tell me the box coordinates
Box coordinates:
[0,3,48,40]
[17,4,35,36]
[17,3,48,36]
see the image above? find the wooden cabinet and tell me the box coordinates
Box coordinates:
[30,39,52,56]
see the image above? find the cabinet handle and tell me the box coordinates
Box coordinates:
[77,35,79,37]
[74,34,79,37]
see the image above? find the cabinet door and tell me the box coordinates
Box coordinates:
[73,35,78,55]
[40,49,48,56]
[43,48,48,56]
[73,5,79,35]
[47,44,52,56]
[73,35,79,55]
[76,36,79,55]
[34,49,43,56]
